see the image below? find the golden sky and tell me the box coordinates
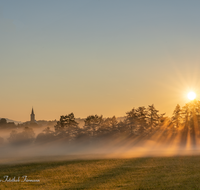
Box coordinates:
[1,1,200,122]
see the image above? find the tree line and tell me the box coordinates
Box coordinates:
[4,100,200,146]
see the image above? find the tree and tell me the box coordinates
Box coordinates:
[180,103,190,147]
[35,127,55,144]
[54,113,79,139]
[181,100,200,126]
[117,120,127,133]
[171,104,182,129]
[125,108,139,134]
[146,104,160,131]
[181,103,190,126]
[98,116,118,135]
[55,113,78,131]
[0,118,7,125]
[181,100,200,146]
[84,115,103,136]
[135,106,148,134]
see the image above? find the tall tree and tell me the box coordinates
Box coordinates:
[98,116,118,134]
[147,104,160,131]
[135,106,148,134]
[181,103,190,127]
[54,113,79,137]
[171,104,182,129]
[84,115,103,136]
[181,100,200,126]
[125,108,138,134]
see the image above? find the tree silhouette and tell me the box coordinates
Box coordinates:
[135,106,148,134]
[0,118,7,126]
[84,115,103,136]
[98,116,118,135]
[54,113,79,141]
[146,104,160,131]
[125,108,138,134]
[181,100,200,147]
[55,113,78,131]
[171,104,182,129]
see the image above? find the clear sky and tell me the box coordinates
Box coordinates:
[1,0,200,122]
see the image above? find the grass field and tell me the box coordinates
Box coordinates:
[0,155,200,190]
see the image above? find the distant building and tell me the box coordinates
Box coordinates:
[30,108,38,126]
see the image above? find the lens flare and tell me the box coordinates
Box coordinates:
[187,91,196,100]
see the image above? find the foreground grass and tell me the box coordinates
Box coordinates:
[0,155,200,189]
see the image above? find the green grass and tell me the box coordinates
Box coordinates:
[0,155,200,189]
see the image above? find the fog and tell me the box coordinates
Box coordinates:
[0,123,200,164]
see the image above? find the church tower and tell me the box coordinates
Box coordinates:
[30,108,35,123]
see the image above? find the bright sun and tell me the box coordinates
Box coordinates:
[187,91,196,100]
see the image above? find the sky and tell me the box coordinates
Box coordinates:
[1,0,200,122]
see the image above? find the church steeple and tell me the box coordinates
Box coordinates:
[30,107,35,123]
[31,107,34,115]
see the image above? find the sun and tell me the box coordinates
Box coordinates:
[187,91,196,100]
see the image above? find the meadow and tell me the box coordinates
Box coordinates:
[0,155,200,190]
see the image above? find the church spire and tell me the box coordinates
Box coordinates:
[30,107,35,123]
[31,107,34,115]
